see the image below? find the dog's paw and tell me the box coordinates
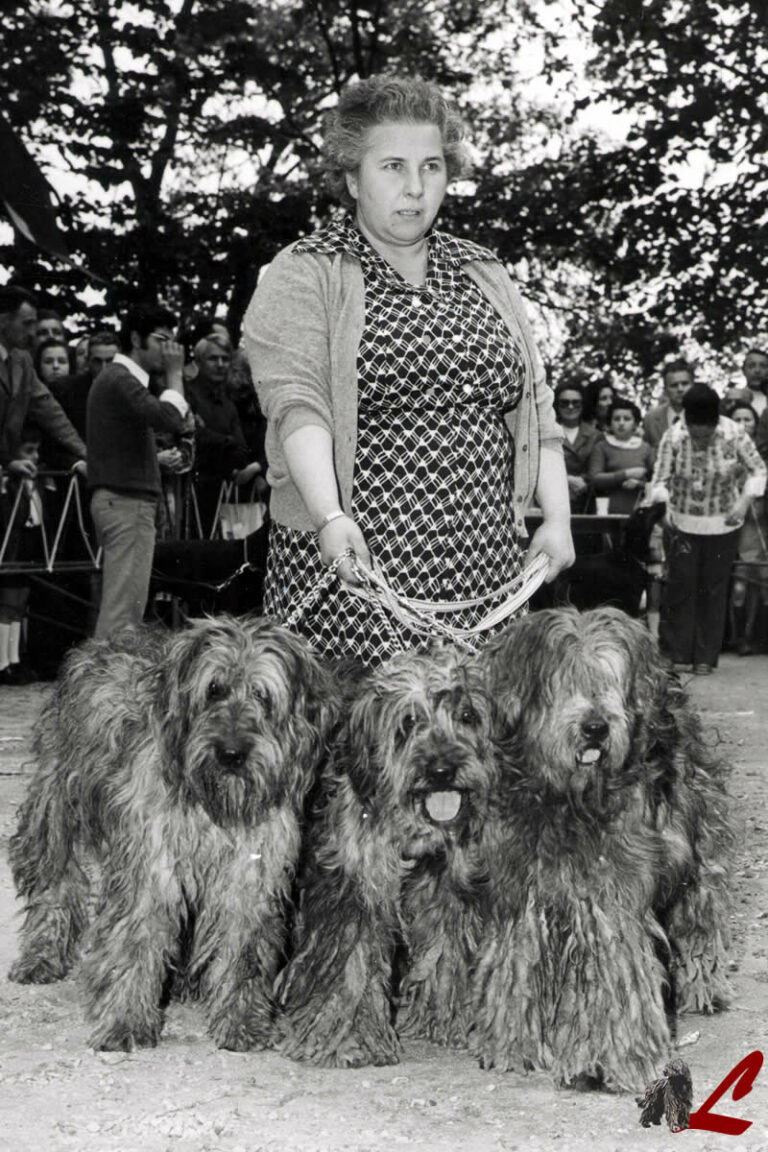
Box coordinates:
[562,1071,605,1092]
[8,954,69,984]
[212,1021,271,1053]
[89,1020,161,1052]
[330,1033,400,1069]
[277,1013,400,1069]
[476,1048,535,1074]
[676,980,731,1015]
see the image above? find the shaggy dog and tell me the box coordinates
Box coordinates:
[275,645,499,1068]
[8,616,335,1053]
[470,606,732,1091]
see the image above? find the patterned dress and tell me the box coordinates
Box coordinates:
[264,216,526,666]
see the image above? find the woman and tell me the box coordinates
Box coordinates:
[584,380,615,431]
[554,383,601,513]
[34,338,71,386]
[727,402,768,655]
[646,384,766,674]
[588,397,654,514]
[244,76,573,665]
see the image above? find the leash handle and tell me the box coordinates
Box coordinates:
[341,551,550,641]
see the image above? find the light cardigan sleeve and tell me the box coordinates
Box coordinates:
[504,278,562,451]
[242,246,334,445]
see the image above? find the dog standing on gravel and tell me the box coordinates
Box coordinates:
[470,606,733,1091]
[8,616,335,1053]
[276,645,499,1068]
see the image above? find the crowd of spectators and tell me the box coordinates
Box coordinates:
[0,288,266,682]
[0,279,766,680]
[552,351,768,670]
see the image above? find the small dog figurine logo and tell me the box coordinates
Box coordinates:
[637,1058,693,1131]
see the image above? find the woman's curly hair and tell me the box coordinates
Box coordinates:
[323,75,471,206]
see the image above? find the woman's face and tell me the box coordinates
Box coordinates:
[609,408,637,441]
[556,390,583,427]
[38,344,69,382]
[74,337,89,372]
[346,121,448,255]
[597,386,614,415]
[732,407,757,438]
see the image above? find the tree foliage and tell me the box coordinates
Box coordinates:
[570,0,768,352]
[0,0,765,393]
[0,0,524,331]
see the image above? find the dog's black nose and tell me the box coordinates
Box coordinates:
[425,760,457,785]
[217,745,249,769]
[580,718,609,742]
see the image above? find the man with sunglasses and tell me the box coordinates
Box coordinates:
[86,304,189,639]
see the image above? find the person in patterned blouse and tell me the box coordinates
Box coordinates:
[243,75,574,666]
[646,383,766,675]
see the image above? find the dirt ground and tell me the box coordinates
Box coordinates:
[0,656,767,1152]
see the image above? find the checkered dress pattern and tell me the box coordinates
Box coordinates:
[264,216,526,666]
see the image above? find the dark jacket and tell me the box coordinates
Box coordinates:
[48,369,94,442]
[186,377,250,479]
[562,422,601,478]
[643,403,680,450]
[0,347,86,466]
[86,360,184,498]
[756,408,768,465]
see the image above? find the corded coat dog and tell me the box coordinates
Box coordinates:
[471,607,732,1091]
[275,645,499,1068]
[8,616,335,1053]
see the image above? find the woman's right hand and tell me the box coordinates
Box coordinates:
[317,515,372,586]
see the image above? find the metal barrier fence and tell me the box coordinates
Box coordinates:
[0,472,268,576]
[0,471,99,575]
[1,487,765,576]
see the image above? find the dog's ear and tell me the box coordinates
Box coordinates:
[481,616,536,731]
[153,625,207,780]
[299,647,346,744]
[336,679,383,804]
[264,627,344,752]
[621,621,714,807]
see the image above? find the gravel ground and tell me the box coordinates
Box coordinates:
[0,655,767,1152]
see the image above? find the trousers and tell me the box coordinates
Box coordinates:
[659,524,740,667]
[90,488,157,640]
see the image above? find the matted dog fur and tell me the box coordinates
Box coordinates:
[470,606,732,1091]
[276,645,500,1067]
[8,615,335,1052]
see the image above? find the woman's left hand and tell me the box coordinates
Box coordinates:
[527,518,575,583]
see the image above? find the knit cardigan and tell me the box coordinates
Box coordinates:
[243,240,562,537]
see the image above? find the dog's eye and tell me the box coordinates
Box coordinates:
[396,713,417,743]
[459,706,481,727]
[207,680,228,700]
[252,686,272,714]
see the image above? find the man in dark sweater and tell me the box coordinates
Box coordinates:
[87,304,189,639]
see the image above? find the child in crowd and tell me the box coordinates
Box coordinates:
[588,398,655,514]
[0,425,52,684]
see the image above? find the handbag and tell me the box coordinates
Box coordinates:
[215,479,267,540]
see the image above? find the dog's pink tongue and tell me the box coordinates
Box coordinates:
[425,791,462,822]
